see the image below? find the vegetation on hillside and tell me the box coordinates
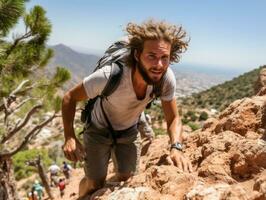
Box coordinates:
[146,65,266,133]
[147,102,208,133]
[13,149,52,180]
[181,65,266,111]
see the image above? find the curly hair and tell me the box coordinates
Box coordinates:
[125,19,189,67]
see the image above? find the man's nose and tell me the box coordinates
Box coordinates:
[154,58,163,68]
[158,59,163,67]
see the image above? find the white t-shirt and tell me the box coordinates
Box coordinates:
[83,65,176,130]
[49,164,60,174]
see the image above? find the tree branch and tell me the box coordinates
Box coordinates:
[3,98,35,124]
[6,31,32,58]
[0,113,57,159]
[0,80,29,112]
[0,96,16,112]
[14,83,39,96]
[0,81,50,114]
[11,97,34,113]
[1,104,42,144]
[11,80,30,96]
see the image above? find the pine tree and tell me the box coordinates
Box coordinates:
[0,0,25,37]
[0,1,70,199]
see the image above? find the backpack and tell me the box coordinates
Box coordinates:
[58,181,65,190]
[80,40,165,143]
[63,163,69,171]
[80,41,128,124]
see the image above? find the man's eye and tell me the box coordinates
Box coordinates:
[162,56,169,62]
[148,55,156,60]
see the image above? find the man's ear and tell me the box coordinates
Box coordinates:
[134,50,139,61]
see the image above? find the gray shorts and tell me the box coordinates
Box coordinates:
[83,122,141,180]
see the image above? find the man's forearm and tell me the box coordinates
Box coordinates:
[62,93,77,140]
[167,117,183,144]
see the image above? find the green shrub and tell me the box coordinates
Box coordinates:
[187,122,201,131]
[185,110,197,122]
[199,111,208,121]
[190,114,198,122]
[153,127,166,136]
[13,148,53,180]
[186,110,195,117]
[181,117,189,124]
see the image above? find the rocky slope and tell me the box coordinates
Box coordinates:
[21,69,266,200]
[76,69,266,199]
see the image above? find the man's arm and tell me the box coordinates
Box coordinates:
[161,98,193,172]
[161,98,183,144]
[62,82,88,162]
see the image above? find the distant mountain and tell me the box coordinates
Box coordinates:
[181,65,266,111]
[69,45,104,56]
[47,44,100,88]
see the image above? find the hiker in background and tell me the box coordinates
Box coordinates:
[62,19,193,198]
[27,192,33,200]
[138,111,155,156]
[32,180,44,200]
[48,163,60,187]
[28,187,38,200]
[62,161,72,179]
[138,111,155,141]
[58,178,66,198]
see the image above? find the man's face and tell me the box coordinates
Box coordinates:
[136,39,171,84]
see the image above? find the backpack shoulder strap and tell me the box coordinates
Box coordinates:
[101,61,123,97]
[99,61,124,145]
[80,62,123,125]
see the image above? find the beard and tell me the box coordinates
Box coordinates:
[136,60,166,85]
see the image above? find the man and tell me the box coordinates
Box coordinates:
[138,111,155,156]
[62,161,72,179]
[48,163,60,187]
[32,180,44,200]
[58,178,66,198]
[138,111,155,141]
[62,19,193,198]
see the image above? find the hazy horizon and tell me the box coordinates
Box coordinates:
[14,0,265,74]
[50,43,251,79]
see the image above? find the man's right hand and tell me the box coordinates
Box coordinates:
[62,137,85,162]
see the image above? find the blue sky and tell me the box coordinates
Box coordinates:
[12,0,266,73]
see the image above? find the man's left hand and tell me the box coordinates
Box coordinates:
[166,149,193,172]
